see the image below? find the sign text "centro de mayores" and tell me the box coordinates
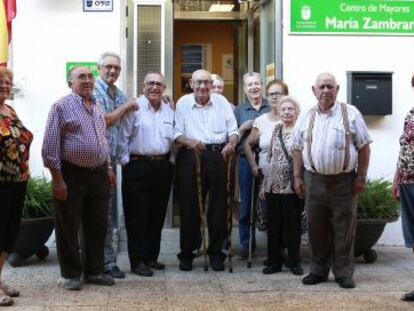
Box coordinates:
[290,0,414,35]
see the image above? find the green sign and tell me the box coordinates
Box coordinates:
[291,0,414,35]
[66,62,99,79]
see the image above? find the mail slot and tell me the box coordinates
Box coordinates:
[347,71,393,115]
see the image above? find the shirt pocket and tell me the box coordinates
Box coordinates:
[331,125,345,150]
[161,120,174,140]
[212,119,226,135]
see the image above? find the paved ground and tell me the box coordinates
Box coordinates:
[3,228,414,310]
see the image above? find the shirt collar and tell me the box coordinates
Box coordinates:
[245,98,268,111]
[70,91,97,106]
[191,94,212,108]
[316,101,339,117]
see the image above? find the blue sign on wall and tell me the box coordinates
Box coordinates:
[83,0,113,12]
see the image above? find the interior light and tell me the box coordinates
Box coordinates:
[209,4,235,12]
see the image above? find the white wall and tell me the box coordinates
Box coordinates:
[11,0,124,176]
[283,0,412,246]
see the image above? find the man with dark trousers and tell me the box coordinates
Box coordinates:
[42,66,116,290]
[117,72,174,277]
[174,69,239,272]
[292,72,372,289]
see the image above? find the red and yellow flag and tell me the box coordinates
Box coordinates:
[0,1,8,65]
[0,0,16,66]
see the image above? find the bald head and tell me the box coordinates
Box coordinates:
[190,69,212,105]
[312,72,339,111]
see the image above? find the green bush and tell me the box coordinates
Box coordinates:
[23,176,53,218]
[357,179,399,220]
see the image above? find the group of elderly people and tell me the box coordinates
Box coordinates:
[1,55,414,305]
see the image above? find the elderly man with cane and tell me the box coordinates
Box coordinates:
[174,69,238,272]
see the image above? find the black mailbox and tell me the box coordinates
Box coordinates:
[347,71,393,115]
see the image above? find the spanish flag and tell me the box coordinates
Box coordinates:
[0,1,8,64]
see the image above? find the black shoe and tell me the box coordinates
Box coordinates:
[179,260,193,272]
[290,265,304,276]
[105,266,125,279]
[262,264,282,275]
[148,261,165,270]
[131,263,153,277]
[302,273,327,285]
[335,277,355,289]
[401,291,414,301]
[84,273,115,286]
[210,257,225,272]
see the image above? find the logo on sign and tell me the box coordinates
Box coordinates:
[301,5,311,21]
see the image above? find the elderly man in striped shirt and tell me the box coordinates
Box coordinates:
[174,69,239,272]
[42,66,116,290]
[292,72,372,289]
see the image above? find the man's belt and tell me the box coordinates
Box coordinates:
[62,160,107,172]
[204,143,225,152]
[130,153,170,161]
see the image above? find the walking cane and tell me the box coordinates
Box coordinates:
[225,155,234,273]
[247,174,255,269]
[195,152,209,272]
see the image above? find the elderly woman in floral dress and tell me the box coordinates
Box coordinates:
[0,68,33,307]
[392,74,414,302]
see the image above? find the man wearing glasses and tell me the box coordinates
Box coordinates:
[118,72,174,277]
[94,52,138,279]
[174,69,239,272]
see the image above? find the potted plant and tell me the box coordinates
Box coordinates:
[8,176,55,267]
[355,178,399,263]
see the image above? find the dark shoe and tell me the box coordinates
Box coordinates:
[262,264,282,275]
[105,266,125,279]
[84,273,115,286]
[336,277,355,289]
[148,261,165,270]
[179,260,193,272]
[401,291,414,301]
[131,263,154,277]
[302,273,327,285]
[290,265,304,276]
[210,257,225,272]
[63,277,82,290]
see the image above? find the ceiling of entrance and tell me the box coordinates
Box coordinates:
[173,0,248,20]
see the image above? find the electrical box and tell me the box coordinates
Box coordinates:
[347,71,393,115]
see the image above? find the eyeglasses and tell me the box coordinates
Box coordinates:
[0,80,12,87]
[145,81,164,87]
[103,64,121,71]
[193,80,212,87]
[268,91,284,97]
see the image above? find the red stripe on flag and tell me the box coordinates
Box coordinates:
[4,0,16,43]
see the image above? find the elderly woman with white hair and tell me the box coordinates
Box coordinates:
[261,96,304,276]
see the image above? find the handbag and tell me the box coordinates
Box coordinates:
[278,126,295,191]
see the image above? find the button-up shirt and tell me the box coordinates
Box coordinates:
[174,93,239,144]
[117,95,174,165]
[234,99,269,155]
[42,92,109,170]
[291,101,372,175]
[93,78,127,158]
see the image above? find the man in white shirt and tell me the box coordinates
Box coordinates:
[292,72,372,289]
[174,69,239,272]
[117,72,174,277]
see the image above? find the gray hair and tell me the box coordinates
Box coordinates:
[144,72,166,85]
[278,95,301,115]
[211,74,224,83]
[97,51,121,68]
[242,72,262,86]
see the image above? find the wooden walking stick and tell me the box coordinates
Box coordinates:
[195,152,209,272]
[247,175,255,269]
[224,155,234,273]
